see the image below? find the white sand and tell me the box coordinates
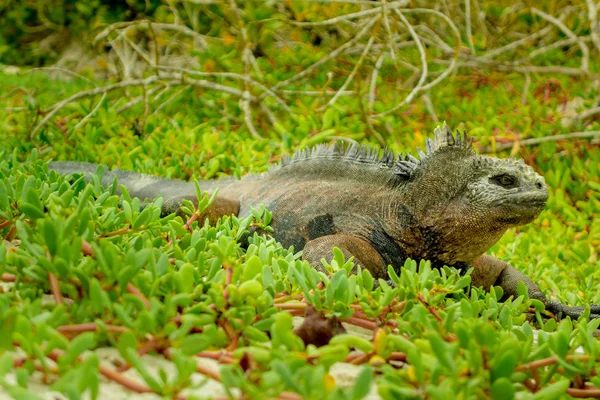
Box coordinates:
[1,318,381,399]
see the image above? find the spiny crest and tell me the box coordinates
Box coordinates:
[392,123,473,178]
[278,124,472,180]
[279,141,396,168]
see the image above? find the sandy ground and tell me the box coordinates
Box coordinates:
[0,317,381,399]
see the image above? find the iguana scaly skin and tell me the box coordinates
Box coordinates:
[50,125,600,320]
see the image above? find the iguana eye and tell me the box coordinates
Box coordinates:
[491,174,517,187]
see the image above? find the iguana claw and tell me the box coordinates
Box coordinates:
[547,301,600,320]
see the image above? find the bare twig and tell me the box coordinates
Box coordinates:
[73,92,107,131]
[31,76,162,139]
[527,36,593,61]
[268,16,380,94]
[126,283,151,310]
[26,67,97,86]
[482,24,556,59]
[401,8,461,91]
[240,96,263,140]
[290,0,408,26]
[155,66,292,114]
[48,271,63,305]
[95,20,210,50]
[116,85,165,114]
[322,36,375,110]
[381,0,397,59]
[480,131,600,153]
[464,0,475,55]
[575,107,600,123]
[521,72,531,106]
[437,59,588,76]
[586,0,600,53]
[532,8,589,73]
[421,92,439,123]
[368,52,386,109]
[375,8,428,117]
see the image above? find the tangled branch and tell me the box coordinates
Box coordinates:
[29,1,600,143]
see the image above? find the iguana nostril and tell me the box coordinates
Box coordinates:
[535,182,543,189]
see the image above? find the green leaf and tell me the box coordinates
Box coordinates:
[243,255,263,282]
[491,351,517,381]
[179,333,213,355]
[428,333,455,373]
[531,379,570,400]
[40,219,59,256]
[490,377,515,400]
[351,366,373,400]
[0,180,9,211]
[329,334,374,353]
[60,332,96,366]
[18,202,45,220]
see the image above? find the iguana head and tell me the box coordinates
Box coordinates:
[466,153,548,226]
[393,124,548,264]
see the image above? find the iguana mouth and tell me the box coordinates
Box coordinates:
[503,195,548,221]
[493,192,547,209]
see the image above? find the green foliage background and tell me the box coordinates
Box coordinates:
[1,0,600,399]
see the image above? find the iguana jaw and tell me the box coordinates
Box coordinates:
[496,199,547,226]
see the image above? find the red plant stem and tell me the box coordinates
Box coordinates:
[342,317,377,330]
[351,310,372,320]
[279,392,303,400]
[223,267,233,299]
[274,294,296,304]
[117,337,160,372]
[349,353,369,365]
[126,282,151,310]
[1,273,16,282]
[388,301,407,313]
[225,334,239,352]
[274,303,307,310]
[46,348,156,395]
[6,225,16,241]
[219,319,236,344]
[13,358,26,367]
[197,351,236,364]
[184,211,199,231]
[99,364,154,393]
[388,352,407,362]
[195,362,221,382]
[417,294,442,323]
[100,227,131,238]
[57,322,129,334]
[567,387,600,398]
[516,355,591,371]
[81,240,94,256]
[344,353,366,363]
[0,220,12,229]
[48,271,63,305]
[164,348,221,381]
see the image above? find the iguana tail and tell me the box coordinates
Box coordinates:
[48,161,196,203]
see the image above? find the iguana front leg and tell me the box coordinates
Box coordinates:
[472,255,600,320]
[302,235,388,279]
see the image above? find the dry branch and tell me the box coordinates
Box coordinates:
[480,131,600,153]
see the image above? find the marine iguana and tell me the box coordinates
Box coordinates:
[49,125,600,320]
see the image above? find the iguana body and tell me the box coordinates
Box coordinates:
[50,126,599,320]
